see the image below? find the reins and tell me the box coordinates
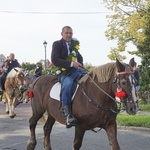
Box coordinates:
[87,74,117,102]
[79,83,119,114]
[78,67,121,114]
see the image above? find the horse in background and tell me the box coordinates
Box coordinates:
[27,59,137,150]
[25,71,36,84]
[4,67,26,118]
[21,71,37,103]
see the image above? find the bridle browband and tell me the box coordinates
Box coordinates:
[117,71,133,75]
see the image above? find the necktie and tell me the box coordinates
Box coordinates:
[68,42,72,52]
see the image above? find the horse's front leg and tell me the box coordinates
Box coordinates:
[73,126,85,150]
[5,94,16,118]
[43,114,55,150]
[27,115,38,150]
[4,95,9,114]
[105,121,120,150]
[5,102,9,114]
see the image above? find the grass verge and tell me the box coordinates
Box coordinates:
[140,104,150,112]
[117,114,150,128]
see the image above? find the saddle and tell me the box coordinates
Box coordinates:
[50,75,83,101]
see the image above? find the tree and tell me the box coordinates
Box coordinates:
[21,62,36,71]
[138,2,150,103]
[103,0,148,60]
[102,0,150,103]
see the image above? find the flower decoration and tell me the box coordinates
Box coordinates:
[115,88,126,103]
[50,38,80,75]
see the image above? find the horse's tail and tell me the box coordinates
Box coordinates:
[38,115,46,123]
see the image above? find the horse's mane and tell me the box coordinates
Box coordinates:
[7,67,23,78]
[80,63,117,83]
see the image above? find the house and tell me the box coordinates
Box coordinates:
[0,54,6,67]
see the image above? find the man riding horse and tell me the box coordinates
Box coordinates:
[51,26,86,128]
[0,53,20,95]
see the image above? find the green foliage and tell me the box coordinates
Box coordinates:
[140,104,150,112]
[107,48,126,61]
[103,0,150,104]
[117,114,150,128]
[42,68,50,75]
[84,62,95,72]
[138,5,150,104]
[21,62,36,71]
[103,0,147,60]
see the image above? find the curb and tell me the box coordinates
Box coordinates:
[117,126,150,132]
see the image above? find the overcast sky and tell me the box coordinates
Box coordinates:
[0,0,141,66]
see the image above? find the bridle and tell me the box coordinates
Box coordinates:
[10,72,26,99]
[79,73,120,114]
[13,72,25,88]
[114,71,136,104]
[79,70,136,114]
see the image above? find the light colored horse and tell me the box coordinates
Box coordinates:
[4,67,26,118]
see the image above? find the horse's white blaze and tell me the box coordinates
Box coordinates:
[129,75,137,102]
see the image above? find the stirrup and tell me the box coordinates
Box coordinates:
[66,115,78,128]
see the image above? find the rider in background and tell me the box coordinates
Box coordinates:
[0,53,20,93]
[133,62,141,112]
[34,63,42,78]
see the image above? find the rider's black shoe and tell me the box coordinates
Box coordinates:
[66,114,78,128]
[62,105,78,128]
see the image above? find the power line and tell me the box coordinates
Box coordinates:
[0,10,113,15]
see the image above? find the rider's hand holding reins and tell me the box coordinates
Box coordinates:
[73,62,82,68]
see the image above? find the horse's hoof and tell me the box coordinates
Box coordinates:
[27,141,36,150]
[6,111,9,114]
[10,114,16,118]
[10,115,15,118]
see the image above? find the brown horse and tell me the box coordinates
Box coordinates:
[4,67,26,118]
[27,59,137,150]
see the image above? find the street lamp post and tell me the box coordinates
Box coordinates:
[43,41,47,69]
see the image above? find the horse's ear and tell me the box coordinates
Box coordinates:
[14,68,19,72]
[116,58,125,72]
[129,57,135,67]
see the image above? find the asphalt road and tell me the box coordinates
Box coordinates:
[0,101,150,150]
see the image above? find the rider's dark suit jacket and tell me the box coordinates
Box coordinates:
[51,38,83,71]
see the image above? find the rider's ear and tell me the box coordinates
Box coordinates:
[116,58,125,72]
